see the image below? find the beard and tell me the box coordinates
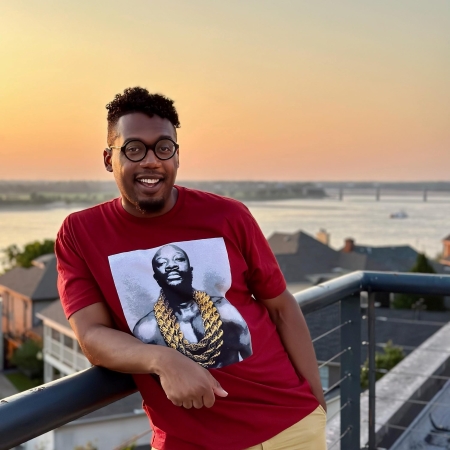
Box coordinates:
[135,197,165,214]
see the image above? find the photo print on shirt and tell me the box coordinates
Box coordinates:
[109,237,252,369]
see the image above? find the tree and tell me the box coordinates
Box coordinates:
[361,340,404,389]
[2,239,55,269]
[392,253,445,311]
[11,339,43,382]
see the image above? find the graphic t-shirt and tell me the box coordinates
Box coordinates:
[56,186,319,450]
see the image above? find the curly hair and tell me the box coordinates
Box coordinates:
[106,87,180,146]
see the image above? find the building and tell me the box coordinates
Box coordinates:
[0,254,58,362]
[439,234,450,266]
[22,392,151,450]
[29,299,152,450]
[268,230,431,284]
[36,300,91,382]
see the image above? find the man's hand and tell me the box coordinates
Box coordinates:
[69,302,227,409]
[157,350,228,408]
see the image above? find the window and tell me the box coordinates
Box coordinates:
[63,334,73,348]
[51,328,60,341]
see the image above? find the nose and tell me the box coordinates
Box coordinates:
[139,149,161,168]
[165,261,179,271]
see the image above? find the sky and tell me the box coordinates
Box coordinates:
[0,1,449,182]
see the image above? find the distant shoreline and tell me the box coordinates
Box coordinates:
[0,201,93,212]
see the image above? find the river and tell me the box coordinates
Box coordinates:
[0,195,449,262]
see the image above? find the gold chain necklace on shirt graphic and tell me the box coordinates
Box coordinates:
[154,289,224,368]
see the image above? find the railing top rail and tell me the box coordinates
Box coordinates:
[0,367,136,450]
[2,271,450,449]
[295,271,450,314]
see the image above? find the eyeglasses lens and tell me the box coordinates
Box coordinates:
[155,140,176,160]
[124,141,146,161]
[124,140,176,161]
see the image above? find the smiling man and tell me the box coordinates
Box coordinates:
[55,87,327,450]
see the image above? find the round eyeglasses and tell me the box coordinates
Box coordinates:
[110,138,179,162]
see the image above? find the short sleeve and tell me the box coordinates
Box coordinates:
[56,216,105,319]
[234,205,286,300]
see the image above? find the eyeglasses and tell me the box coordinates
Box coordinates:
[110,138,179,162]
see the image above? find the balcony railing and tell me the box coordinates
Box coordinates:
[1,271,450,450]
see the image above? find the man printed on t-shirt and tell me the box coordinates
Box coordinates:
[133,244,252,368]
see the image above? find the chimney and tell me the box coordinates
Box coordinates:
[442,235,450,259]
[316,229,330,246]
[343,238,355,253]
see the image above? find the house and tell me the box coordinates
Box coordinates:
[439,234,450,266]
[267,231,421,287]
[269,230,449,308]
[267,231,341,283]
[28,299,152,450]
[341,238,421,272]
[36,300,91,382]
[23,392,152,450]
[0,254,58,361]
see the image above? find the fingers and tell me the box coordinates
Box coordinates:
[212,380,228,398]
[202,388,216,408]
[182,400,194,409]
[192,397,204,409]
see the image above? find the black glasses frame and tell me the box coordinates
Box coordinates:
[110,138,179,162]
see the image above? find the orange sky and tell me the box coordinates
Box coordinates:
[1,1,449,181]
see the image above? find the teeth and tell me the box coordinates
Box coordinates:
[139,179,159,184]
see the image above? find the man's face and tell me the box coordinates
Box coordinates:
[104,112,179,217]
[152,245,193,292]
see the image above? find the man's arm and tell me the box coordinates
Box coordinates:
[259,289,326,411]
[69,302,228,409]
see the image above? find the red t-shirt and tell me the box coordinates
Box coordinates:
[56,186,319,450]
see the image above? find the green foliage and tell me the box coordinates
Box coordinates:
[6,371,41,391]
[2,239,55,269]
[10,339,43,382]
[361,340,404,389]
[120,444,136,450]
[392,253,445,311]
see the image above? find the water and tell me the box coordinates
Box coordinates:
[247,195,450,259]
[0,196,449,261]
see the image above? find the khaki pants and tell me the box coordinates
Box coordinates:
[245,405,327,450]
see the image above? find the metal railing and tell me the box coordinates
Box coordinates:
[1,271,450,450]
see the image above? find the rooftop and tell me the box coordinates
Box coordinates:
[0,254,58,301]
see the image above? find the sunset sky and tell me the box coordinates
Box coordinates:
[1,1,449,181]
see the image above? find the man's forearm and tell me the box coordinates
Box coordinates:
[69,303,228,408]
[81,323,172,375]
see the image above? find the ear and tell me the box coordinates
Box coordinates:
[175,148,180,168]
[103,148,113,172]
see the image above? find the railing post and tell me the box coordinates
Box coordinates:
[368,292,376,449]
[340,293,361,450]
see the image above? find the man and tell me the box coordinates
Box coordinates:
[133,244,252,368]
[56,87,326,450]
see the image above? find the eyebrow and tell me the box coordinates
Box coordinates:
[124,135,176,143]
